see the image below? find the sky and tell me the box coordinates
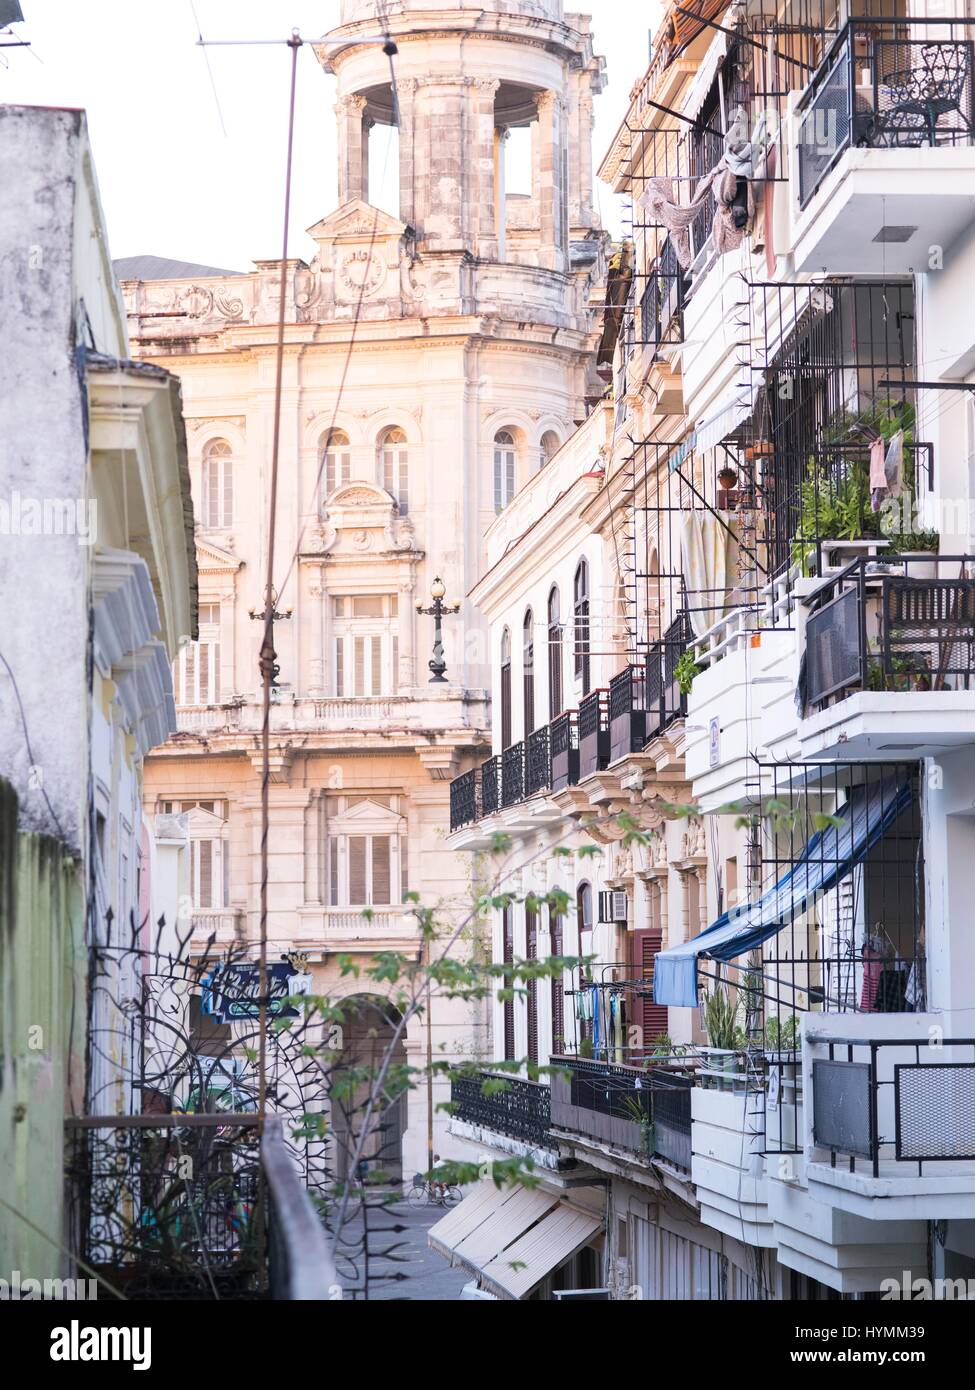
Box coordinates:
[0,1,661,271]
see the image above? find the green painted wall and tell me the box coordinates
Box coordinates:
[0,776,85,1279]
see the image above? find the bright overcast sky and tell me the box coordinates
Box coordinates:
[1,1,660,270]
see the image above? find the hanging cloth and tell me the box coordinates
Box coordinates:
[680,511,739,639]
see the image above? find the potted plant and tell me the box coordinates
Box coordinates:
[701,986,740,1090]
[675,649,702,696]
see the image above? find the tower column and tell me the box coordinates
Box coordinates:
[336,93,369,204]
[417,79,469,250]
[398,78,418,228]
[475,78,501,260]
[534,90,567,272]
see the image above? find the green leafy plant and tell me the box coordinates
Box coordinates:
[674,649,702,695]
[702,985,739,1050]
[764,1014,799,1052]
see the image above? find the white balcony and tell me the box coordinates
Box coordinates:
[682,583,802,808]
[173,689,490,745]
[796,556,975,761]
[691,1081,775,1247]
[803,1015,975,1224]
[792,20,975,275]
[294,905,420,954]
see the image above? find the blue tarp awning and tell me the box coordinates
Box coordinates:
[653,780,913,1007]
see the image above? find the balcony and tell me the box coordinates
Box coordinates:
[550,711,580,791]
[638,236,686,352]
[645,614,690,745]
[805,1027,975,1221]
[500,742,525,808]
[793,18,975,273]
[525,724,552,798]
[482,754,501,816]
[608,665,648,763]
[798,555,975,759]
[578,690,610,779]
[192,908,246,948]
[450,767,481,831]
[450,1070,556,1153]
[549,1055,692,1173]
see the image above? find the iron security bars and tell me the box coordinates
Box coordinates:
[736,760,926,1030]
[525,723,552,798]
[798,18,975,207]
[803,555,975,711]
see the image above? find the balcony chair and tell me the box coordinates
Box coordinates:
[875,41,974,148]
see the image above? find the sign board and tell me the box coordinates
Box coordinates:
[709,716,720,769]
[202,960,304,1024]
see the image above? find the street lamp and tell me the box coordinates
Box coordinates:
[248,586,293,687]
[416,576,460,684]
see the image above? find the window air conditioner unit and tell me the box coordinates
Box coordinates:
[598,890,628,925]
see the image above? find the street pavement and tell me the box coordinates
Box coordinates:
[335,1193,473,1302]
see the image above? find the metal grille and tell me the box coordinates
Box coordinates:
[501,741,525,808]
[896,1063,975,1161]
[650,1069,692,1172]
[578,689,609,778]
[481,755,500,816]
[450,1072,554,1149]
[812,1059,874,1158]
[883,577,975,686]
[449,768,481,831]
[805,584,861,705]
[609,664,647,762]
[525,723,552,797]
[550,711,579,791]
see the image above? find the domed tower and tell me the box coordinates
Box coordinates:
[320,2,603,269]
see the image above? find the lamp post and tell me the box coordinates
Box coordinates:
[415,576,460,684]
[248,586,293,688]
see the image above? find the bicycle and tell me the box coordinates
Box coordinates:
[406,1172,461,1207]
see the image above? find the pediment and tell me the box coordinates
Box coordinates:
[196,538,243,572]
[337,798,404,828]
[307,199,407,246]
[185,806,227,833]
[327,480,394,513]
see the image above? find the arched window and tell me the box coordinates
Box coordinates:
[539,430,560,471]
[378,427,409,514]
[321,429,351,501]
[547,586,563,719]
[500,627,512,750]
[494,430,516,512]
[574,558,591,695]
[522,609,535,738]
[202,439,233,529]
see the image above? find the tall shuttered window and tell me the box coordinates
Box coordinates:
[574,558,591,694]
[522,609,535,738]
[526,902,538,1066]
[494,430,516,512]
[202,439,233,529]
[500,627,512,750]
[378,427,409,514]
[547,586,563,719]
[502,904,515,1062]
[174,604,221,706]
[332,594,399,697]
[550,907,565,1053]
[322,429,352,501]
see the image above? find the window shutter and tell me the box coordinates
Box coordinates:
[185,644,196,704]
[371,636,382,696]
[400,835,408,902]
[398,457,409,515]
[503,906,515,1062]
[550,909,565,1053]
[223,458,233,526]
[329,838,339,906]
[354,637,366,696]
[198,840,213,909]
[371,835,391,905]
[501,661,512,750]
[349,836,367,904]
[628,929,668,1054]
[335,638,344,697]
[526,905,538,1066]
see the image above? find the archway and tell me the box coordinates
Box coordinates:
[331,994,407,1186]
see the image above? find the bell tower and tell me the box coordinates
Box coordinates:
[317,0,605,273]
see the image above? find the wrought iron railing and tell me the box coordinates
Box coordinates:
[578,689,610,778]
[450,767,481,831]
[450,1071,555,1149]
[525,723,552,798]
[811,1036,975,1178]
[608,664,648,763]
[646,613,690,739]
[501,741,525,808]
[798,18,975,207]
[549,1055,692,1172]
[481,755,501,816]
[550,711,580,791]
[803,556,975,713]
[638,236,686,349]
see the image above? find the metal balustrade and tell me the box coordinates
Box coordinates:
[481,755,501,816]
[449,767,481,831]
[803,556,975,712]
[501,741,525,808]
[609,664,648,763]
[578,689,610,778]
[550,711,580,791]
[798,18,975,208]
[549,1055,692,1172]
[525,724,552,798]
[812,1037,975,1177]
[450,1071,555,1149]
